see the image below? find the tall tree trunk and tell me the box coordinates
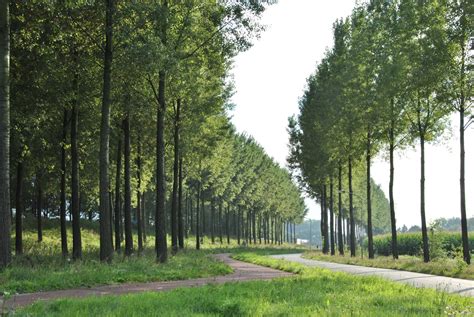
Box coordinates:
[349,156,355,257]
[60,109,68,256]
[419,132,429,262]
[114,138,122,252]
[123,115,133,256]
[389,99,398,259]
[459,31,470,264]
[322,185,329,254]
[210,198,215,244]
[178,158,184,249]
[218,201,223,244]
[71,97,82,260]
[36,179,43,243]
[0,0,11,268]
[171,99,180,253]
[337,164,344,255]
[136,136,143,253]
[15,160,23,255]
[155,0,169,263]
[237,206,241,245]
[366,131,374,259]
[329,179,335,255]
[196,183,200,250]
[99,0,114,263]
[226,206,230,244]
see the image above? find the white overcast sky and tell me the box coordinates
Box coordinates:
[230,0,474,228]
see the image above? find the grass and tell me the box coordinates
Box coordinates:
[0,227,232,294]
[1,219,305,295]
[15,252,474,316]
[303,250,474,280]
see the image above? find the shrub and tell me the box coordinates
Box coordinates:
[371,232,474,257]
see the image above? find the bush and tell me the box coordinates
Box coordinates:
[371,232,474,257]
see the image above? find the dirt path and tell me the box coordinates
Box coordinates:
[2,253,293,309]
[272,253,474,297]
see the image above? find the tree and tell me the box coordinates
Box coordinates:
[0,0,10,268]
[99,0,115,263]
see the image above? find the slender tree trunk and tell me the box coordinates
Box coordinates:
[337,164,344,255]
[226,206,230,244]
[210,198,215,244]
[219,199,222,244]
[388,101,398,259]
[15,160,23,255]
[349,156,355,257]
[99,0,114,263]
[155,0,168,263]
[36,180,43,243]
[330,179,335,255]
[114,138,122,252]
[178,158,184,249]
[123,115,133,256]
[366,131,374,259]
[171,100,180,253]
[136,136,143,253]
[419,132,429,262]
[0,0,11,268]
[71,97,82,260]
[237,206,241,245]
[459,37,470,264]
[322,185,329,254]
[60,109,68,256]
[196,183,201,250]
[252,211,257,244]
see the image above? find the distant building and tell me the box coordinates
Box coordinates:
[296,238,308,245]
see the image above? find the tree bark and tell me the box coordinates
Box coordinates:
[0,0,11,268]
[155,0,168,263]
[60,109,68,256]
[329,179,335,255]
[366,131,374,259]
[136,136,143,253]
[71,95,82,260]
[114,138,122,252]
[322,185,329,254]
[459,30,470,264]
[178,158,184,249]
[99,0,115,263]
[15,160,23,255]
[420,132,429,262]
[389,99,398,259]
[337,164,344,255]
[195,183,201,250]
[123,115,133,256]
[171,99,180,253]
[36,179,42,242]
[349,156,355,257]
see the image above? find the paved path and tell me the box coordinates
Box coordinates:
[272,253,474,297]
[2,254,293,309]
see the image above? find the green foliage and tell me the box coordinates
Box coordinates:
[371,232,474,258]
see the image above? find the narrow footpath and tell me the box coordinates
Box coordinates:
[272,253,474,297]
[2,254,293,309]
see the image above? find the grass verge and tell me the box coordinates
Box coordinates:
[15,252,473,316]
[303,251,474,280]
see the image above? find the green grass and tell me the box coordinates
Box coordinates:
[0,228,233,294]
[303,251,474,280]
[1,219,305,294]
[15,253,474,316]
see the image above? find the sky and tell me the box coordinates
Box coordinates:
[230,0,474,228]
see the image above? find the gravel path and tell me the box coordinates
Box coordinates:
[271,253,474,297]
[2,253,293,309]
